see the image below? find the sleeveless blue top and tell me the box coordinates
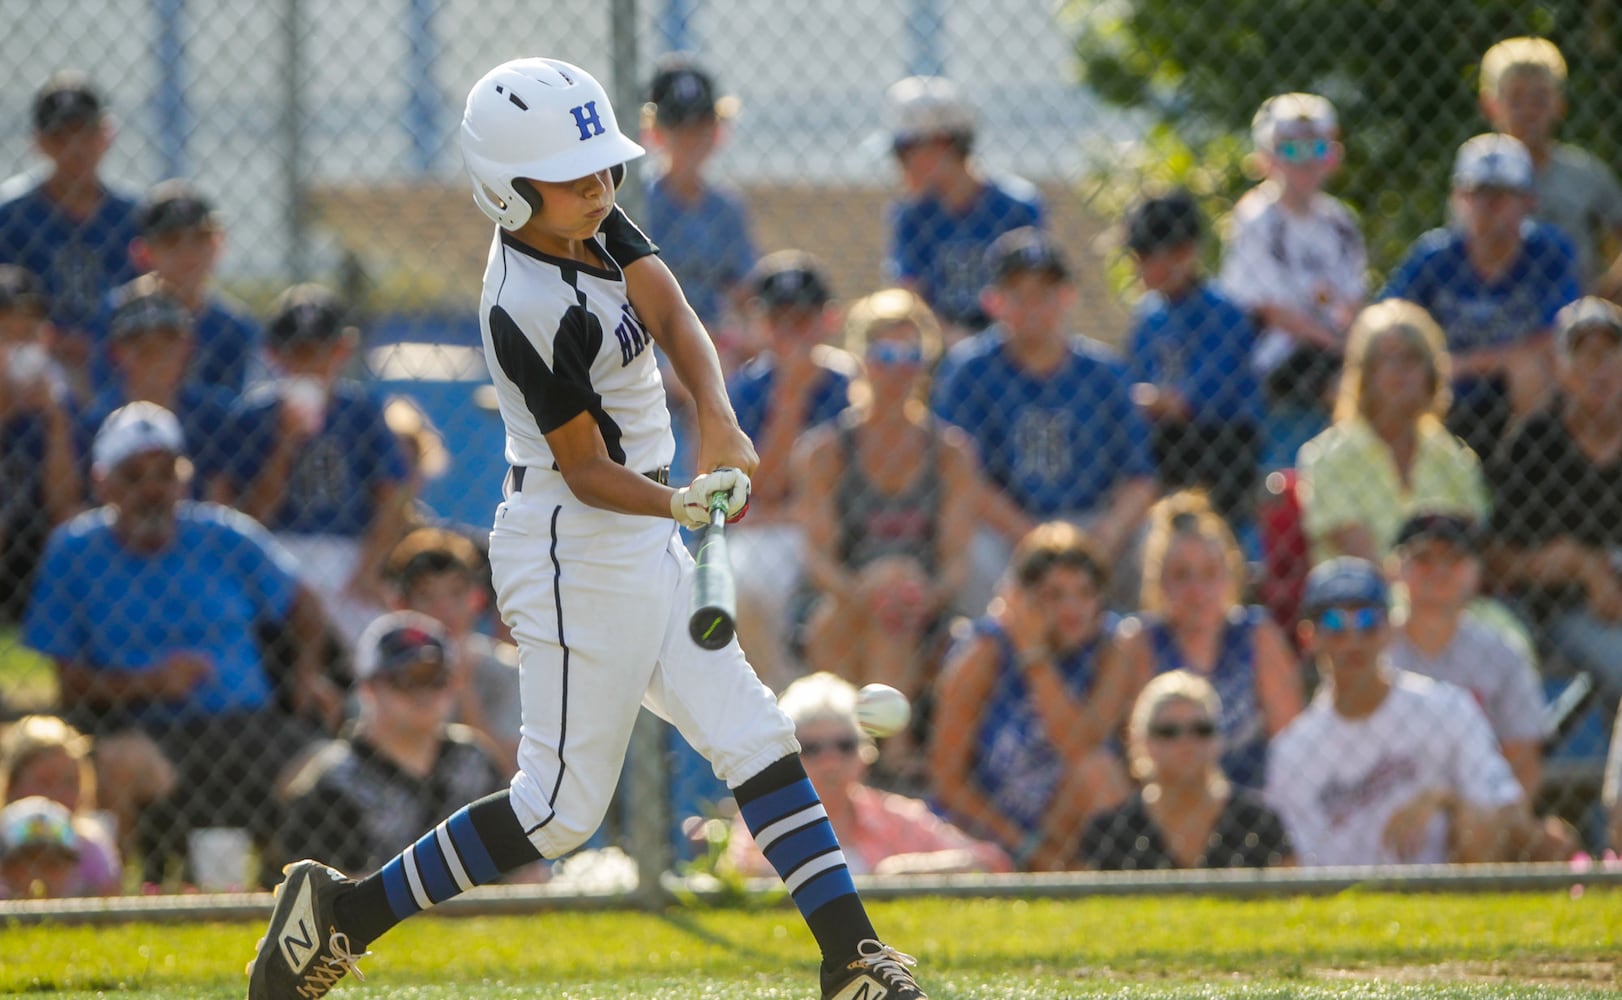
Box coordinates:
[1144,605,1270,789]
[966,614,1115,834]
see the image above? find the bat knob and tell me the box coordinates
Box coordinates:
[690,607,735,650]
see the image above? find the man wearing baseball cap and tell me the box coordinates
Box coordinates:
[0,71,141,401]
[22,400,342,882]
[1265,556,1534,866]
[1381,132,1581,460]
[276,610,509,877]
[639,55,756,370]
[882,75,1046,338]
[87,179,260,397]
[1485,295,1622,714]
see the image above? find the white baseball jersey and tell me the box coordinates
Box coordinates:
[479,217,675,478]
[1219,182,1367,375]
[1265,669,1522,866]
[475,208,796,860]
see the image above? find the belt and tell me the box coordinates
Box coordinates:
[507,464,669,494]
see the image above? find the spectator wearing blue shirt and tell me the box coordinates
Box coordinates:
[639,57,759,487]
[216,285,410,651]
[0,266,82,624]
[640,56,758,371]
[23,402,340,882]
[933,228,1158,612]
[89,180,260,397]
[1381,133,1580,460]
[724,251,857,687]
[883,76,1045,342]
[0,73,139,402]
[79,289,236,495]
[1124,190,1264,524]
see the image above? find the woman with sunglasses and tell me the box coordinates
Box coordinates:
[791,288,981,788]
[1122,491,1303,791]
[1265,557,1533,866]
[1079,670,1292,870]
[725,672,1011,878]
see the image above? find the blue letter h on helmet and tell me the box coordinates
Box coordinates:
[570,101,605,141]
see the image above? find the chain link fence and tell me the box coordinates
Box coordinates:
[1,0,1620,902]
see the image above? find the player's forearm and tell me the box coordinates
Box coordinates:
[356,482,409,583]
[56,658,168,706]
[561,457,679,518]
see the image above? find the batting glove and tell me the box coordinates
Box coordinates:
[670,467,752,529]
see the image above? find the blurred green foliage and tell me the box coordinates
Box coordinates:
[1064,0,1622,282]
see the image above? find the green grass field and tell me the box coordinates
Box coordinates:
[2,891,1618,997]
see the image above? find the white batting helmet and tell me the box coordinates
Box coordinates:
[460,58,645,230]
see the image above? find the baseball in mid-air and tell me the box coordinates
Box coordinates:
[856,683,911,739]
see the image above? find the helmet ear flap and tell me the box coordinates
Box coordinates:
[610,163,625,188]
[513,177,543,218]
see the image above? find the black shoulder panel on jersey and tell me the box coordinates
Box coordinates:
[488,304,626,464]
[599,205,659,266]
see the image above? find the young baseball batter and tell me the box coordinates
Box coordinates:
[246,57,929,1000]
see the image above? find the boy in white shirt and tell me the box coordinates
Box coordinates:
[1220,94,1367,462]
[1266,557,1529,866]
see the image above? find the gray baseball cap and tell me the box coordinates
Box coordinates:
[109,289,191,340]
[1555,296,1622,356]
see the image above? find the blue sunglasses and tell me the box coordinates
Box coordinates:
[1317,606,1385,634]
[1275,138,1331,164]
[867,340,924,366]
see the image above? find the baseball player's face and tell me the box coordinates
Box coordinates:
[528,169,616,243]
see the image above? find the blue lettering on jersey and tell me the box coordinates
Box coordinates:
[612,303,648,366]
[570,101,605,141]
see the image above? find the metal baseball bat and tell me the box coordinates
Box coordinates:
[688,493,736,650]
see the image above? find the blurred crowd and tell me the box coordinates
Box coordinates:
[5,36,1622,899]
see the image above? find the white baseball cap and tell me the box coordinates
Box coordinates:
[886,76,975,146]
[1251,92,1337,150]
[92,400,185,475]
[1452,133,1533,192]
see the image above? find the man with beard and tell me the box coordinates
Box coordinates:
[22,401,341,884]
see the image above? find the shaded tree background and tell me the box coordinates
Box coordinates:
[1065,0,1622,281]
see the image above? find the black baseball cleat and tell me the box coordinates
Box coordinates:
[246,860,371,999]
[822,939,929,999]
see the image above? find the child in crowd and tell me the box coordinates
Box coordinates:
[93,179,260,396]
[1479,36,1622,297]
[1219,92,1366,467]
[1124,189,1264,525]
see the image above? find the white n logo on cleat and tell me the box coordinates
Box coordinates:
[830,975,889,1000]
[278,877,319,973]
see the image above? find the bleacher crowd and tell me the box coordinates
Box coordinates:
[4,36,1622,899]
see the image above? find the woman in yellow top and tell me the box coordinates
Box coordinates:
[1295,299,1488,565]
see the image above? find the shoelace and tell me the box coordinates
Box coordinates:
[854,940,920,986]
[296,931,370,998]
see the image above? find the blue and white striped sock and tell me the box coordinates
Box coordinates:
[336,790,539,944]
[735,756,874,959]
